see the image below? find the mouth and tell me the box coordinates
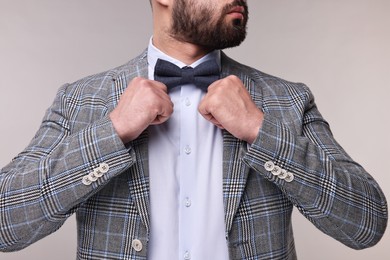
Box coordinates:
[226,6,245,20]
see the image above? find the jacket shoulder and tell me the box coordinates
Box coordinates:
[61,51,148,97]
[221,52,311,95]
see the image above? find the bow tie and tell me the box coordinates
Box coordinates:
[154,58,220,92]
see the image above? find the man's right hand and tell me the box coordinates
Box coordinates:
[109,77,174,144]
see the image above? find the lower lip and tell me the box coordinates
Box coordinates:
[227,12,244,20]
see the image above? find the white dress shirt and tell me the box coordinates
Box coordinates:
[147,38,229,260]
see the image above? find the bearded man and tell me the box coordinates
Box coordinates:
[0,0,387,259]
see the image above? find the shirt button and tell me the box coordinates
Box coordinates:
[184,145,192,155]
[184,251,191,260]
[185,98,191,106]
[185,198,192,207]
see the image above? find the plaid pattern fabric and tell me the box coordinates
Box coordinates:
[0,51,387,259]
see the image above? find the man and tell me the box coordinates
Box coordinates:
[0,0,387,259]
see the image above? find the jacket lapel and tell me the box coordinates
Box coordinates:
[112,51,152,232]
[220,53,254,234]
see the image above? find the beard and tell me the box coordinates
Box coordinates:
[170,0,248,50]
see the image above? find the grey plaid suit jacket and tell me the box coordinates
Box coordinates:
[0,51,387,259]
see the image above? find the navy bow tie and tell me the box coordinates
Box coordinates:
[154,58,220,92]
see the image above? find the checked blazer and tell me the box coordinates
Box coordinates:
[0,50,388,259]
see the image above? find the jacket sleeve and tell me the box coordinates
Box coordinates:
[242,84,388,249]
[0,84,134,252]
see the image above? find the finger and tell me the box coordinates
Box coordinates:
[152,80,169,92]
[151,114,170,125]
[130,77,169,98]
[198,102,224,128]
[150,100,174,125]
[198,93,210,114]
[204,113,224,128]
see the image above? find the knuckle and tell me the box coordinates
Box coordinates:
[225,75,239,83]
[227,74,238,80]
[130,77,151,91]
[132,76,146,85]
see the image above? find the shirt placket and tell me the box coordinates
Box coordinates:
[178,85,198,260]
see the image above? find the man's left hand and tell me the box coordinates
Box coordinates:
[198,75,263,144]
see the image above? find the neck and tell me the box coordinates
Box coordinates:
[153,33,213,65]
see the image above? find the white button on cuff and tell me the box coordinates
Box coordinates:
[184,251,191,260]
[271,166,282,176]
[81,162,110,186]
[285,172,294,182]
[278,169,288,179]
[93,169,104,178]
[99,163,109,173]
[264,161,275,171]
[82,175,92,186]
[88,172,98,182]
[264,161,294,183]
[132,239,143,252]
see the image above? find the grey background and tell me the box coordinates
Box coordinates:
[0,0,389,259]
